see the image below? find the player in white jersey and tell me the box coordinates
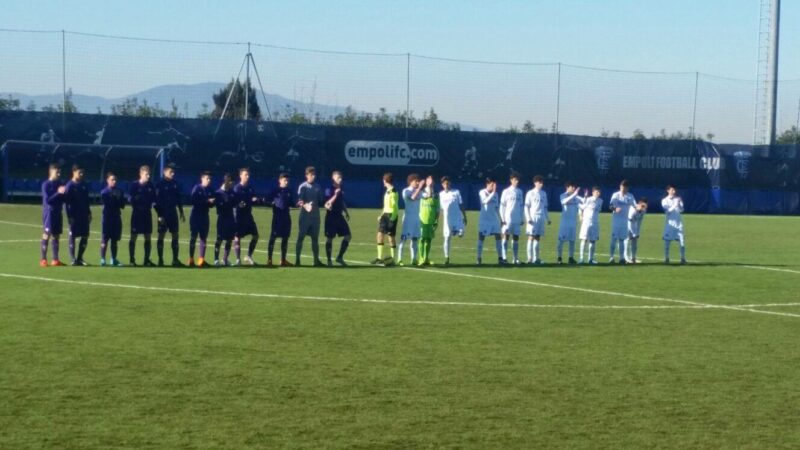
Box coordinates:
[439,176,467,265]
[578,187,603,264]
[477,177,503,265]
[397,173,425,266]
[524,175,550,264]
[608,180,636,264]
[661,185,686,264]
[625,198,648,264]
[499,172,524,264]
[557,181,582,264]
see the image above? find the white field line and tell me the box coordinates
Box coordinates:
[0,272,716,311]
[742,265,800,275]
[3,218,800,318]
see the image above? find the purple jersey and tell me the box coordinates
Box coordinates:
[215,187,236,220]
[190,184,214,220]
[42,179,65,212]
[101,186,126,217]
[233,183,258,219]
[269,186,295,216]
[155,178,183,217]
[64,180,91,221]
[324,185,346,214]
[129,180,156,212]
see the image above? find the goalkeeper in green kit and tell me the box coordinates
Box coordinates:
[418,175,440,266]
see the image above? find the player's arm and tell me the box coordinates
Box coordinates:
[544,194,551,224]
[661,197,670,212]
[390,191,399,221]
[411,181,424,200]
[524,193,532,224]
[45,183,65,204]
[498,191,507,224]
[176,183,185,221]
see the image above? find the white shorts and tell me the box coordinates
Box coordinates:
[400,218,421,239]
[611,222,628,240]
[478,220,501,237]
[502,222,521,236]
[558,223,577,242]
[526,216,546,237]
[663,225,684,242]
[443,226,465,238]
[579,223,599,241]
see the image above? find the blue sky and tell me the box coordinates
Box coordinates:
[2,0,799,143]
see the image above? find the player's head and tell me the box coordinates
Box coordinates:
[637,197,648,209]
[509,172,520,187]
[71,164,84,182]
[383,172,393,188]
[279,172,289,188]
[485,176,496,192]
[239,167,250,184]
[305,166,316,183]
[200,171,212,187]
[564,180,576,193]
[222,172,233,189]
[332,170,343,186]
[533,175,544,188]
[139,165,151,183]
[106,171,117,187]
[666,184,677,196]
[407,173,420,188]
[163,165,175,181]
[592,186,601,198]
[441,175,451,190]
[619,179,629,194]
[47,163,61,180]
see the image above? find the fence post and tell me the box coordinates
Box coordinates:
[691,72,699,139]
[555,62,561,134]
[1,143,9,202]
[405,53,411,141]
[61,29,67,135]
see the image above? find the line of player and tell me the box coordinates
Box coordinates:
[373,172,686,267]
[37,163,686,268]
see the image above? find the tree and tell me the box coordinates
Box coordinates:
[41,89,79,113]
[109,97,181,118]
[0,95,21,111]
[777,126,800,145]
[211,79,261,120]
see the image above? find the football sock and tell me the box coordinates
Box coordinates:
[512,239,519,260]
[248,238,258,258]
[533,239,540,261]
[494,238,503,257]
[40,239,48,260]
[143,237,152,261]
[476,239,483,259]
[500,238,508,260]
[69,235,76,261]
[110,240,118,260]
[100,237,108,260]
[337,239,349,259]
[588,241,596,261]
[52,238,59,260]
[189,235,197,259]
[568,240,575,259]
[171,237,179,261]
[325,240,333,260]
[280,238,288,261]
[557,240,564,259]
[443,236,451,258]
[580,240,586,260]
[410,239,418,262]
[526,240,533,261]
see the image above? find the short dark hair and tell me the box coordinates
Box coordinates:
[638,197,648,204]
[383,172,393,184]
[407,173,420,184]
[564,180,576,188]
[620,179,629,187]
[305,166,316,175]
[71,164,82,173]
[509,172,521,181]
[592,186,601,192]
[223,172,233,182]
[139,165,151,173]
[533,175,544,183]
[279,172,289,180]
[332,170,342,177]
[106,171,116,179]
[666,184,676,190]
[200,171,212,178]
[48,163,60,171]
[440,175,451,183]
[485,176,496,184]
[239,167,250,174]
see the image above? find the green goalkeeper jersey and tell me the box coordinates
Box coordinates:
[420,194,439,225]
[383,187,399,221]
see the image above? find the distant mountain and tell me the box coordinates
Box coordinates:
[1,82,352,119]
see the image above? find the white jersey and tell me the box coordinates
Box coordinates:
[609,191,636,239]
[524,189,549,236]
[558,191,582,242]
[478,188,501,236]
[499,186,524,225]
[439,189,464,236]
[661,196,684,241]
[579,196,603,241]
[628,207,646,238]
[400,186,421,239]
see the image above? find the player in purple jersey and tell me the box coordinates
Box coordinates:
[265,173,294,266]
[233,168,261,266]
[323,170,351,266]
[63,165,92,266]
[40,163,66,267]
[213,173,236,266]
[188,171,215,267]
[128,166,157,266]
[155,165,185,267]
[100,172,126,266]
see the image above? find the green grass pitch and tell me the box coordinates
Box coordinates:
[1,202,800,448]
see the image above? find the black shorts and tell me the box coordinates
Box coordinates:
[378,213,398,236]
[325,212,351,238]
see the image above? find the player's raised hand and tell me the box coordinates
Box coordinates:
[583,188,589,197]
[324,200,333,210]
[345,211,350,222]
[615,207,622,213]
[57,186,66,194]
